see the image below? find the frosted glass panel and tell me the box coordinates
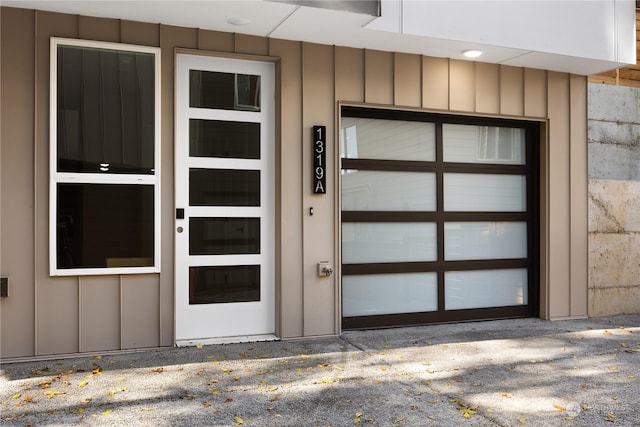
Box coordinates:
[342,171,436,211]
[343,273,438,316]
[444,173,526,211]
[443,124,525,164]
[340,117,435,161]
[445,269,528,310]
[445,222,527,261]
[342,223,437,263]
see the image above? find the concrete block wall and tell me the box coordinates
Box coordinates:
[587,83,640,316]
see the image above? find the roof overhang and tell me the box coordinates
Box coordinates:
[2,0,636,75]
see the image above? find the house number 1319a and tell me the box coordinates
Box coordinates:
[313,125,326,194]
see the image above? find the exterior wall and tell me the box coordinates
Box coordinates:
[1,6,588,359]
[587,83,640,316]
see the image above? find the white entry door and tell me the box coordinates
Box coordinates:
[175,53,275,346]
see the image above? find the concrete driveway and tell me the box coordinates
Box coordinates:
[1,314,639,426]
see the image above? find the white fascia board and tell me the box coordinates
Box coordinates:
[615,0,638,64]
[366,0,637,67]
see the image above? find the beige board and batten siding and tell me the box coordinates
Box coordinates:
[0,6,588,359]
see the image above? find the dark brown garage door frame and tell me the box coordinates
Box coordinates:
[340,106,540,329]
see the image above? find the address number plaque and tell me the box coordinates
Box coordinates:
[313,125,326,194]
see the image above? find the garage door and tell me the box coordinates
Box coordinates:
[340,107,539,329]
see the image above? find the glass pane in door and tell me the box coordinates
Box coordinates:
[189,119,260,159]
[189,217,260,255]
[189,265,260,304]
[189,169,260,206]
[189,70,260,111]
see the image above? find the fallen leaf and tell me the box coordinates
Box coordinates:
[234,415,244,424]
[202,401,212,407]
[44,390,65,399]
[502,393,512,398]
[196,343,203,349]
[562,416,574,421]
[460,408,476,418]
[354,412,362,424]
[427,415,436,420]
[517,418,526,424]
[300,354,311,359]
[73,408,84,414]
[150,367,164,373]
[78,380,88,388]
[393,417,404,423]
[12,393,21,399]
[553,404,566,412]
[101,410,112,416]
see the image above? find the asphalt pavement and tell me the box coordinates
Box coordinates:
[1,314,639,426]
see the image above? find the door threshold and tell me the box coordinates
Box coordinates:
[176,334,279,347]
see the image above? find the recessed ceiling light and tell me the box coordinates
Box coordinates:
[227,17,251,26]
[462,49,483,58]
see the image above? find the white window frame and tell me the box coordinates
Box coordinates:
[49,38,161,276]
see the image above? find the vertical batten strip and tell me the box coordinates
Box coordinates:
[78,277,82,352]
[422,56,449,110]
[299,40,305,337]
[120,275,124,350]
[393,52,421,107]
[301,42,336,336]
[34,9,40,357]
[569,74,589,318]
[335,46,365,103]
[449,59,475,112]
[500,65,525,116]
[364,49,393,105]
[37,11,80,356]
[475,62,500,114]
[270,38,304,338]
[546,72,572,319]
[332,45,341,333]
[524,68,548,118]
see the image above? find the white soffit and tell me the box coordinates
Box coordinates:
[2,0,636,75]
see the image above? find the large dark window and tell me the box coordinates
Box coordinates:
[340,107,539,328]
[57,45,155,174]
[51,39,160,275]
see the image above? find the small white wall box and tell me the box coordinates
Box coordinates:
[318,262,333,277]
